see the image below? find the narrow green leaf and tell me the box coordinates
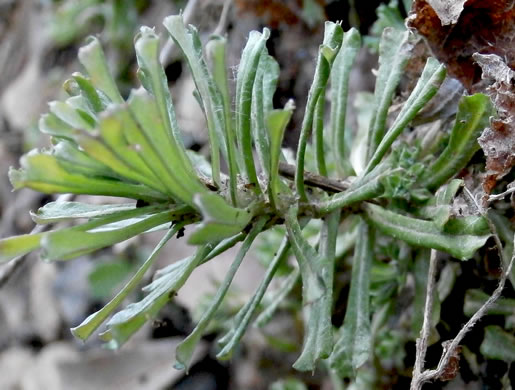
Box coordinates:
[71,223,184,340]
[350,92,375,175]
[255,267,300,328]
[200,233,247,265]
[367,28,411,160]
[251,53,280,187]
[480,326,515,362]
[128,88,207,204]
[134,27,196,183]
[285,207,334,371]
[2,204,172,263]
[188,193,255,245]
[78,36,124,104]
[108,100,194,202]
[206,35,240,205]
[39,113,76,140]
[217,237,291,359]
[268,103,294,209]
[331,28,361,176]
[64,95,97,126]
[0,233,44,263]
[175,217,266,370]
[76,132,166,194]
[101,245,212,348]
[235,28,270,191]
[442,216,489,236]
[262,54,280,114]
[97,110,168,194]
[52,139,117,177]
[9,151,166,202]
[419,94,492,190]
[364,203,490,260]
[295,22,343,201]
[313,88,328,176]
[251,50,272,184]
[31,201,137,224]
[49,100,95,131]
[71,72,109,113]
[41,210,174,261]
[163,15,229,187]
[330,219,372,377]
[365,58,446,173]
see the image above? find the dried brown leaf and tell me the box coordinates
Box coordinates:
[475,53,515,192]
[408,0,515,91]
[409,0,515,192]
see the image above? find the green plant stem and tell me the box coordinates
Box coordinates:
[279,161,350,193]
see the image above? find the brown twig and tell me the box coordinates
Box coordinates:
[278,161,351,193]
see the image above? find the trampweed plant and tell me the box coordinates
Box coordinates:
[1,13,511,388]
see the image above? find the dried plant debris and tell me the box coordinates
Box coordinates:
[408,0,515,91]
[409,0,515,192]
[439,341,462,381]
[475,53,515,192]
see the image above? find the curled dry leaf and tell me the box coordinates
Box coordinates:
[475,53,515,192]
[408,0,514,91]
[409,0,515,192]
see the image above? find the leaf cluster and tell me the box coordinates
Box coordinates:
[1,11,509,384]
